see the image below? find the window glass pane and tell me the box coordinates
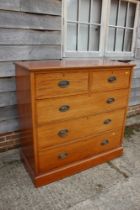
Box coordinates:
[67,23,77,51]
[109,0,118,25]
[127,3,136,28]
[115,29,124,51]
[118,1,127,27]
[78,24,88,51]
[79,0,90,22]
[91,0,102,24]
[124,29,133,51]
[108,27,115,51]
[89,26,100,51]
[67,0,78,21]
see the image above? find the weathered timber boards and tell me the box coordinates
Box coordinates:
[0,0,20,11]
[0,0,61,16]
[0,105,18,121]
[0,78,16,92]
[20,0,62,16]
[0,62,15,77]
[132,78,140,88]
[0,118,19,133]
[0,11,61,30]
[0,92,16,107]
[0,45,61,61]
[0,29,61,45]
[0,0,62,133]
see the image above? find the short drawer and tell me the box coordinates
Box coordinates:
[91,69,131,92]
[38,129,122,173]
[37,109,125,149]
[36,89,128,125]
[35,72,88,99]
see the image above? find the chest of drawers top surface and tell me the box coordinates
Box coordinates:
[16,59,134,187]
[16,59,135,71]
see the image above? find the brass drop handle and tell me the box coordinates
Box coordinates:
[59,105,70,112]
[104,119,112,125]
[58,129,69,137]
[108,76,117,83]
[106,97,115,104]
[101,139,109,146]
[58,152,68,160]
[58,80,70,88]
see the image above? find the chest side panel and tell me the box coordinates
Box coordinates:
[16,66,38,174]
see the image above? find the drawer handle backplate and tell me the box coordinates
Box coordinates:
[106,97,115,104]
[104,119,112,125]
[58,80,70,88]
[59,105,70,112]
[108,76,117,83]
[58,152,68,160]
[101,139,109,146]
[58,129,69,137]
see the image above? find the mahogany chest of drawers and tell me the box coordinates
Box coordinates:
[16,60,134,187]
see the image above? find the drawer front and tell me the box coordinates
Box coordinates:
[91,69,131,92]
[37,109,125,149]
[36,89,128,124]
[36,72,88,99]
[38,129,122,173]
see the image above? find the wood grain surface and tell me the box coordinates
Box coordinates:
[36,89,129,124]
[37,109,125,149]
[15,60,134,187]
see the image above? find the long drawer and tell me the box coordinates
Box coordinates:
[37,109,125,149]
[36,72,88,99]
[91,69,131,92]
[38,128,122,173]
[36,89,129,125]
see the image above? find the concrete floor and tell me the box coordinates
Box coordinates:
[0,115,140,210]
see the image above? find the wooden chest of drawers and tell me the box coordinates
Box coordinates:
[16,60,135,187]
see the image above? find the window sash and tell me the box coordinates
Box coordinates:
[105,0,139,56]
[107,0,137,52]
[65,0,103,53]
[63,0,139,58]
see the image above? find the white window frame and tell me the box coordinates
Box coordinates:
[62,0,139,58]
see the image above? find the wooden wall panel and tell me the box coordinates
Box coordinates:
[20,0,62,16]
[0,92,17,108]
[0,11,61,30]
[136,49,140,58]
[0,29,61,45]
[0,0,62,133]
[136,10,140,58]
[0,78,16,92]
[0,1,62,134]
[133,69,140,78]
[0,45,61,61]
[0,0,20,11]
[0,105,18,121]
[0,118,19,133]
[0,62,15,77]
[0,0,61,16]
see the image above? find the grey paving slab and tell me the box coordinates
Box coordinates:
[126,114,140,126]
[0,114,140,210]
[69,175,140,210]
[0,150,124,210]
